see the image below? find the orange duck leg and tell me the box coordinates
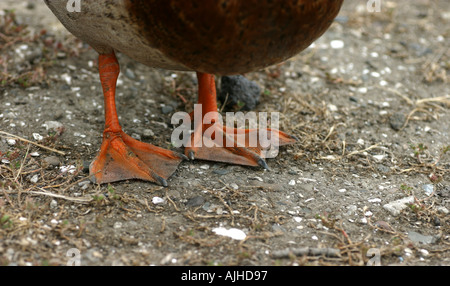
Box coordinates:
[89,53,185,186]
[185,73,297,168]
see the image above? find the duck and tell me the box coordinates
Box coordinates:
[44,0,344,186]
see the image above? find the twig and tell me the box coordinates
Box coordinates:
[399,107,437,131]
[159,217,166,233]
[322,123,345,143]
[14,144,30,182]
[0,130,66,155]
[165,190,180,211]
[345,143,382,157]
[28,189,93,203]
[219,92,229,113]
[416,95,450,107]
[380,87,414,105]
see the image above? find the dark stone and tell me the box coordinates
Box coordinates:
[218,75,261,111]
[389,112,406,131]
[186,196,205,208]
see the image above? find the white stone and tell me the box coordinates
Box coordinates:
[383,196,415,216]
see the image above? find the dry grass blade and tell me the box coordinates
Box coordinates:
[27,189,93,203]
[0,130,66,155]
[345,143,382,157]
[399,107,438,131]
[415,95,450,107]
[14,144,30,181]
[381,87,414,105]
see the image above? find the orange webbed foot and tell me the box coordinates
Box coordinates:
[183,72,297,168]
[90,131,185,186]
[91,52,185,186]
[184,122,296,169]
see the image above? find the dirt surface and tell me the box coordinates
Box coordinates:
[0,0,449,266]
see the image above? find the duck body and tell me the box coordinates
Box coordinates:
[45,0,343,74]
[44,0,344,185]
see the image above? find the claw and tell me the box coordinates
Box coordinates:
[289,134,299,141]
[155,174,168,187]
[257,157,270,170]
[178,153,189,161]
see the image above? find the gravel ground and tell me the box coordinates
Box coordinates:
[0,0,449,267]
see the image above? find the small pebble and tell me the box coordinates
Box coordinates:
[186,196,205,208]
[61,73,72,85]
[161,105,174,114]
[32,133,44,141]
[142,129,154,138]
[229,183,238,190]
[422,184,434,196]
[330,40,344,49]
[7,139,16,146]
[213,169,230,175]
[82,161,91,173]
[327,104,338,112]
[131,133,141,141]
[433,216,440,226]
[124,68,136,80]
[404,248,413,256]
[43,156,60,166]
[372,154,386,162]
[349,96,358,102]
[43,121,64,131]
[383,196,414,216]
[407,231,437,245]
[60,165,76,174]
[50,200,58,209]
[56,52,67,59]
[436,206,448,215]
[78,180,91,187]
[78,180,91,190]
[390,113,406,131]
[152,197,165,204]
[374,221,394,232]
[30,174,39,183]
[419,249,429,257]
[212,227,246,240]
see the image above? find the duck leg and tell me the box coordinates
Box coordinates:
[185,72,297,168]
[89,53,185,186]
